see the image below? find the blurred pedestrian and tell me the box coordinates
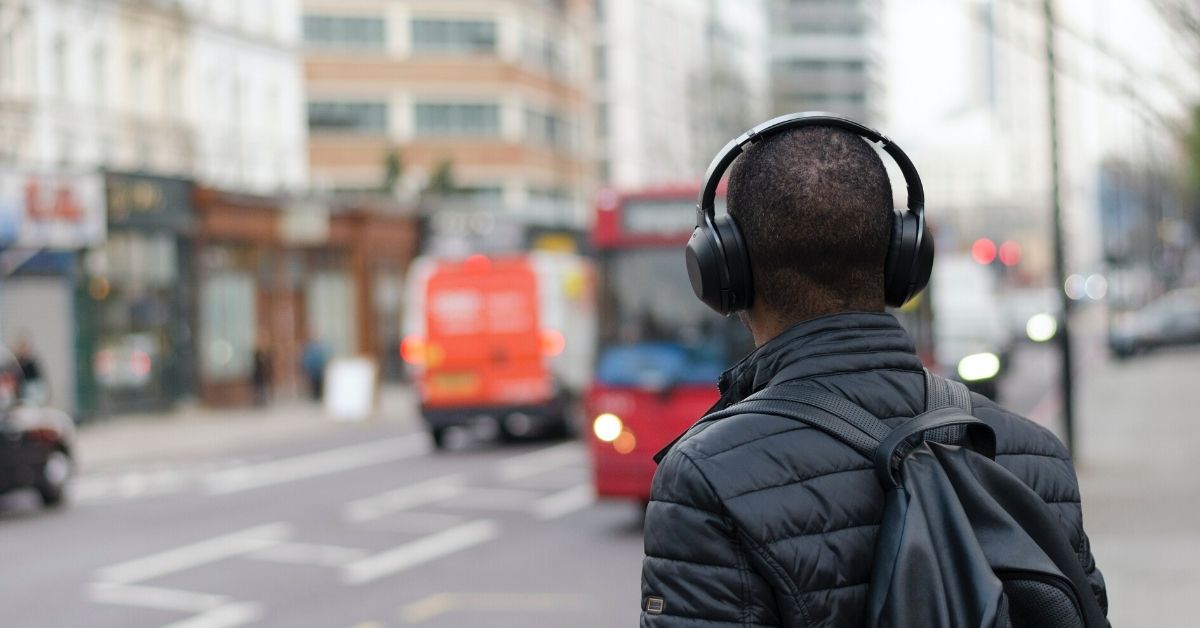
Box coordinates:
[641,117,1108,626]
[252,344,272,406]
[13,334,46,404]
[300,336,328,402]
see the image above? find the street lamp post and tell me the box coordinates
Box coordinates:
[1044,0,1076,455]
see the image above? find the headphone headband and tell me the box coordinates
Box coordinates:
[696,111,925,224]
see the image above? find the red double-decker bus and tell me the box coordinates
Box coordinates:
[585,186,755,503]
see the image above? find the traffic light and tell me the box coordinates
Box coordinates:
[971,238,997,265]
[999,241,1022,267]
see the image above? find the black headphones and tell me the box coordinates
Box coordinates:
[685,111,934,314]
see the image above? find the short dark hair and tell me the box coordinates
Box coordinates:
[727,125,893,318]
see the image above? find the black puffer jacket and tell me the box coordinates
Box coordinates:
[640,312,1108,627]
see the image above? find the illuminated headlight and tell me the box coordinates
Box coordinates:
[1026,313,1058,343]
[592,413,624,443]
[957,353,1000,382]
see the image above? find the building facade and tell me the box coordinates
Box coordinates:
[767,0,884,124]
[191,190,418,406]
[0,0,314,415]
[0,0,307,193]
[593,0,768,188]
[303,0,595,228]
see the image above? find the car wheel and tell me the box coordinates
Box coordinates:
[37,449,71,507]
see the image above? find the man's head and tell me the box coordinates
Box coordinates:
[727,125,893,335]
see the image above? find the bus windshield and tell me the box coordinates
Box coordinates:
[596,248,754,388]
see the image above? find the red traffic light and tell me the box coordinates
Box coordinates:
[971,238,997,265]
[999,241,1022,267]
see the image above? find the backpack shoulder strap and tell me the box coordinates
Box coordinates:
[697,384,892,458]
[924,368,973,413]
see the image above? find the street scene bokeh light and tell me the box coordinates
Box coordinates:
[0,0,1197,626]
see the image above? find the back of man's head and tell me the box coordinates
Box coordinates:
[727,126,893,321]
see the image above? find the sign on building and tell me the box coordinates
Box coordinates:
[0,171,106,249]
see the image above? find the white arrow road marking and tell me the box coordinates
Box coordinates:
[95,523,291,584]
[343,474,466,523]
[87,582,229,613]
[161,601,262,628]
[497,442,584,481]
[342,520,499,585]
[204,434,430,495]
[399,592,593,624]
[88,584,262,628]
[247,542,367,567]
[531,484,595,520]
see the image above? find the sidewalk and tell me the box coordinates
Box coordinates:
[1072,339,1200,626]
[75,384,421,472]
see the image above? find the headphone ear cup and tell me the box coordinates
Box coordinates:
[884,209,931,308]
[686,226,727,313]
[713,214,753,311]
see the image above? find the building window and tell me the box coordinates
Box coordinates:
[2,30,14,88]
[307,101,388,132]
[93,45,106,109]
[411,19,497,54]
[456,185,505,202]
[164,59,181,116]
[53,35,68,100]
[303,14,386,50]
[129,52,144,113]
[200,272,256,381]
[594,44,606,81]
[414,103,500,137]
[521,32,565,77]
[784,92,867,108]
[524,108,573,150]
[307,272,357,356]
[595,102,608,139]
[776,59,865,73]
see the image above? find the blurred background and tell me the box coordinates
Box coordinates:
[0,0,1197,626]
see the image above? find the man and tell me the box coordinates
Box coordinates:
[300,335,328,402]
[13,335,45,403]
[640,124,1107,626]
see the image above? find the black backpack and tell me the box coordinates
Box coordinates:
[699,370,1108,628]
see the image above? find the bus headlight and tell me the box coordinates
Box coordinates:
[593,413,624,442]
[957,352,1001,382]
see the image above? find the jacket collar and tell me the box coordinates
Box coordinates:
[654,311,922,462]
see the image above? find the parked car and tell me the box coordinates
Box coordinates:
[1109,288,1200,359]
[0,368,75,507]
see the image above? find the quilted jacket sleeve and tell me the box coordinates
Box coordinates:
[1078,529,1110,619]
[640,448,781,627]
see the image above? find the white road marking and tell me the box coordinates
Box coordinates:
[204,435,430,495]
[87,582,228,613]
[399,592,593,624]
[95,523,291,584]
[161,601,262,628]
[441,487,547,511]
[369,511,469,533]
[343,474,466,523]
[531,484,596,520]
[497,442,584,481]
[342,520,499,585]
[247,542,367,567]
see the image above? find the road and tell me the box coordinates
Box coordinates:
[0,341,1065,628]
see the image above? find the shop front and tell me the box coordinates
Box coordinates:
[0,170,106,417]
[76,173,197,416]
[194,189,418,407]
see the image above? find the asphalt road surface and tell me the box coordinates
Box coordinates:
[0,344,1061,628]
